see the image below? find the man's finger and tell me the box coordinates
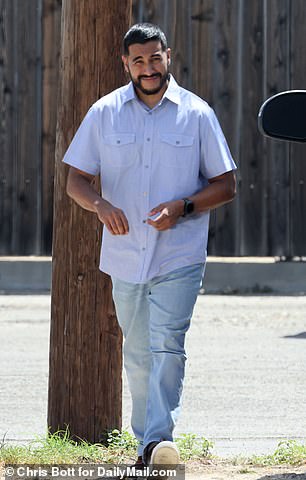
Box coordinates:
[112,216,124,234]
[119,212,129,234]
[105,220,116,235]
[112,212,129,235]
[147,212,167,226]
[148,204,165,216]
[108,216,120,235]
[148,219,171,231]
[147,214,171,230]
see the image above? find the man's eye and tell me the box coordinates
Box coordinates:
[135,60,143,65]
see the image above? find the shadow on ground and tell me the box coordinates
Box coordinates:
[283,332,306,339]
[258,474,306,480]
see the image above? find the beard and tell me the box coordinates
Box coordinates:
[128,68,170,96]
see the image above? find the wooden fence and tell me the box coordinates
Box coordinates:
[0,0,61,255]
[1,0,306,256]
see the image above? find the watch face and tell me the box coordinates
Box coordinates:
[186,201,194,214]
[184,199,194,215]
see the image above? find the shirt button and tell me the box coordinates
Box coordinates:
[145,165,149,168]
[117,140,121,144]
[143,219,146,223]
[142,247,146,251]
[176,140,180,145]
[147,137,150,141]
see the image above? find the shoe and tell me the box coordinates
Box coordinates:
[144,441,180,479]
[150,441,180,466]
[143,441,159,466]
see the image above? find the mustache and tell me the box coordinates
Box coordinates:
[139,73,161,80]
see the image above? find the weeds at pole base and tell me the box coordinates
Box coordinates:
[0,428,213,465]
[0,430,306,466]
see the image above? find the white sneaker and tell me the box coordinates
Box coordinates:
[150,440,180,465]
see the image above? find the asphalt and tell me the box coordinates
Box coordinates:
[1,256,306,294]
[1,292,305,459]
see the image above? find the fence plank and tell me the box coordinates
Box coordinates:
[190,0,214,104]
[41,0,62,254]
[208,0,241,255]
[264,0,291,256]
[0,0,15,254]
[133,0,165,28]
[289,0,306,256]
[238,1,268,255]
[165,1,193,90]
[13,0,42,254]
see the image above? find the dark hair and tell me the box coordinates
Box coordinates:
[123,23,168,55]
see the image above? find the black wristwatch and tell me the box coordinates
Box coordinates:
[182,198,194,217]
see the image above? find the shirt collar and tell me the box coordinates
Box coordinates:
[121,74,181,106]
[162,74,181,105]
[121,81,136,104]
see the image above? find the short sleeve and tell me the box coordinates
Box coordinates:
[62,107,100,175]
[200,106,237,179]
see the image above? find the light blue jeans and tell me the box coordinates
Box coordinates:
[112,263,205,456]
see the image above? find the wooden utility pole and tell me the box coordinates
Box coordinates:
[48,0,131,442]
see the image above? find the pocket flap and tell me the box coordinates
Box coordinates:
[160,133,194,147]
[104,133,136,146]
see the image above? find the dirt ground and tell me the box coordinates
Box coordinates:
[1,462,306,480]
[185,460,306,479]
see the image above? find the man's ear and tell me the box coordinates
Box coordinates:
[122,55,129,73]
[167,48,171,66]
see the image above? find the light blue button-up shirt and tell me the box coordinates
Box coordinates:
[63,75,236,283]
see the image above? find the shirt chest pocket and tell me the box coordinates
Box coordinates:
[160,133,194,169]
[103,133,138,168]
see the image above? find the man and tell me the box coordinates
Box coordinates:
[64,23,236,470]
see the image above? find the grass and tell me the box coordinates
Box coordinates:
[0,429,213,465]
[248,440,306,466]
[237,468,256,474]
[0,430,103,465]
[174,433,213,461]
[1,431,306,467]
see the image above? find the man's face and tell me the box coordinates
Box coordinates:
[122,40,171,96]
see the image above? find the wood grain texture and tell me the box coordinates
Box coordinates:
[264,0,291,256]
[0,0,42,254]
[42,0,62,254]
[190,0,214,103]
[1,0,306,257]
[289,0,306,256]
[238,1,267,255]
[48,0,132,442]
[0,0,14,254]
[16,0,42,254]
[208,0,240,255]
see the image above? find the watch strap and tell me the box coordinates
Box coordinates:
[182,198,194,217]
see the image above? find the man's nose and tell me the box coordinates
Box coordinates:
[142,62,155,76]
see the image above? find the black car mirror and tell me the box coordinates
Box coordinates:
[258,90,306,143]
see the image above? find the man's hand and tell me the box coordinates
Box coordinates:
[94,200,129,235]
[147,199,184,231]
[66,167,129,235]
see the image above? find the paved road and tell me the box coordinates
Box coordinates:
[0,294,305,458]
